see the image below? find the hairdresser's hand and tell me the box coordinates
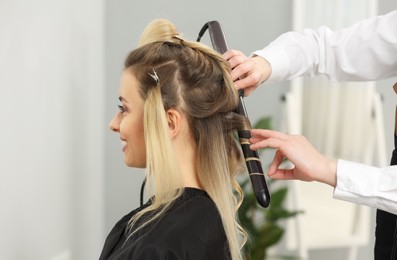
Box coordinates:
[223,50,271,96]
[249,129,337,187]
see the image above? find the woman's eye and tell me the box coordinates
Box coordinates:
[118,105,126,113]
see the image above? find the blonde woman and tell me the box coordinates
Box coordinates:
[99,19,248,260]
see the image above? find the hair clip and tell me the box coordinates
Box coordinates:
[149,69,160,85]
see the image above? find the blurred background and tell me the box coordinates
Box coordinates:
[0,0,396,259]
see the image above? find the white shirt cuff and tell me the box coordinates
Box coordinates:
[251,48,291,84]
[333,159,397,215]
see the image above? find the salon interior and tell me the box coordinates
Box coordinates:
[1,0,397,259]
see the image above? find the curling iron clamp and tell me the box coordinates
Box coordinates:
[197,21,271,208]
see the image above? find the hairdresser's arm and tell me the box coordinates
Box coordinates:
[250,129,397,215]
[225,10,397,93]
[335,160,397,215]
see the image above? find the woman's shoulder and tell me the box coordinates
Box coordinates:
[162,187,223,230]
[175,187,219,211]
[173,188,227,231]
[140,188,229,259]
[102,188,230,260]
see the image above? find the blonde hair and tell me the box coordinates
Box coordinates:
[125,19,249,260]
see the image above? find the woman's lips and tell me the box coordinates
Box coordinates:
[121,140,127,152]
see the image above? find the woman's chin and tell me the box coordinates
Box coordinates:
[124,158,146,168]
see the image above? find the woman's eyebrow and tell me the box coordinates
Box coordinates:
[119,96,128,103]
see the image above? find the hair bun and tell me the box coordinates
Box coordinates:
[138,19,182,47]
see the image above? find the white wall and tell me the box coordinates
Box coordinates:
[0,1,105,259]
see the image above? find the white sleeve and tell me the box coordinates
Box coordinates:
[333,159,397,215]
[253,10,397,83]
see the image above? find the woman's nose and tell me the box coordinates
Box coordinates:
[109,114,120,132]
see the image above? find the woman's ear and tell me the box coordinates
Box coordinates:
[166,108,181,139]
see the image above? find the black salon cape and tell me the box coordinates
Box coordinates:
[99,188,231,260]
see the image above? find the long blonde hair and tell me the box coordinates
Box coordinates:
[125,19,248,260]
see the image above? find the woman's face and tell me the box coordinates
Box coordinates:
[109,70,146,168]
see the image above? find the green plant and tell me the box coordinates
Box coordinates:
[238,116,302,260]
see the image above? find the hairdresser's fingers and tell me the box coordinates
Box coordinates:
[250,132,318,179]
[251,129,289,140]
[223,50,247,72]
[250,129,289,148]
[249,137,287,155]
[250,128,337,186]
[229,58,252,81]
[223,49,242,61]
[224,51,259,81]
[266,150,296,180]
[268,150,315,182]
[267,149,286,176]
[233,77,261,96]
[268,168,297,181]
[234,56,271,90]
[268,167,294,180]
[232,60,261,84]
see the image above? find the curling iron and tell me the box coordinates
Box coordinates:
[197,21,271,208]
